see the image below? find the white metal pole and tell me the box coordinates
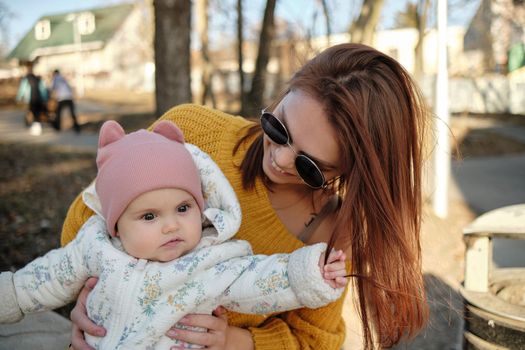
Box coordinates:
[78,33,84,97]
[77,19,85,97]
[433,0,450,218]
[72,17,84,97]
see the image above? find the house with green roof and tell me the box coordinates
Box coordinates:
[463,0,525,74]
[8,2,154,93]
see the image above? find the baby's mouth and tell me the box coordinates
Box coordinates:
[162,238,182,247]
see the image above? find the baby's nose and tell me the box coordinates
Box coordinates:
[162,216,179,234]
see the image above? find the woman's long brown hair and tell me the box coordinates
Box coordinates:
[235,43,429,349]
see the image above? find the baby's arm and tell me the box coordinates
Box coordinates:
[218,242,346,314]
[0,272,23,323]
[0,216,100,323]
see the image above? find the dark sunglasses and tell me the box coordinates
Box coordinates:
[260,111,326,189]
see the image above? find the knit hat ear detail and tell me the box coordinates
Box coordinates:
[153,120,185,144]
[98,120,126,148]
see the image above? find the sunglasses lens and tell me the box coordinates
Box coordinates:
[261,112,288,145]
[296,155,325,189]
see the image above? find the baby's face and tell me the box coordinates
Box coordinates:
[116,188,202,262]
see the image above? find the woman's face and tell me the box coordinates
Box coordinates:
[262,90,341,188]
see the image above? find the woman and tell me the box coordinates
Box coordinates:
[63,43,429,350]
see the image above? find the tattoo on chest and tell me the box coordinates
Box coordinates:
[304,212,318,227]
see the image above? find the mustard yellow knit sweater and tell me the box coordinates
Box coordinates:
[60,104,347,350]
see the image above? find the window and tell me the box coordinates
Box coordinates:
[77,12,96,35]
[35,20,51,40]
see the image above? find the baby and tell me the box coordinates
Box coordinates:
[0,120,347,349]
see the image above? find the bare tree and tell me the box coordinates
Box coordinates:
[319,0,331,46]
[197,0,216,107]
[237,0,245,115]
[153,0,192,116]
[305,0,331,50]
[349,0,384,45]
[394,0,431,80]
[414,0,431,80]
[304,9,318,54]
[0,2,13,59]
[245,0,277,117]
[394,1,418,28]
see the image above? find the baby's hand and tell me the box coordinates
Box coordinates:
[319,249,348,289]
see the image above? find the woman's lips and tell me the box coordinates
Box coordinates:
[270,154,293,177]
[271,159,286,174]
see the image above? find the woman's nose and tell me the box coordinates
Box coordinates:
[273,144,296,170]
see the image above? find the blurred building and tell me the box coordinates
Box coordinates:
[464,0,525,74]
[6,2,470,100]
[7,3,154,93]
[6,1,523,114]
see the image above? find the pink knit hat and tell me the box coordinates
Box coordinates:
[95,120,204,236]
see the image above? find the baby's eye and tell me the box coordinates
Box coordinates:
[177,204,190,213]
[142,213,156,221]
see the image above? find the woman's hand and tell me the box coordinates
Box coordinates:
[166,307,254,350]
[69,277,106,350]
[320,249,348,289]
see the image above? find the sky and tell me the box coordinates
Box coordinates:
[1,0,480,53]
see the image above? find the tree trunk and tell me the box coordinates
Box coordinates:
[153,0,192,116]
[245,0,277,117]
[237,0,245,115]
[414,0,430,81]
[349,0,384,45]
[197,0,215,107]
[319,0,331,46]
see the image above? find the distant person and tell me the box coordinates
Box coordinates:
[50,69,80,133]
[15,64,48,136]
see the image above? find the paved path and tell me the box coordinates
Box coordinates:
[0,99,147,151]
[0,102,102,151]
[0,110,98,151]
[0,312,71,350]
[452,153,525,268]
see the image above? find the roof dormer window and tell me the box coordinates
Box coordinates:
[77,12,96,35]
[35,20,51,40]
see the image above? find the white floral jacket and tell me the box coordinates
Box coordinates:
[0,144,343,349]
